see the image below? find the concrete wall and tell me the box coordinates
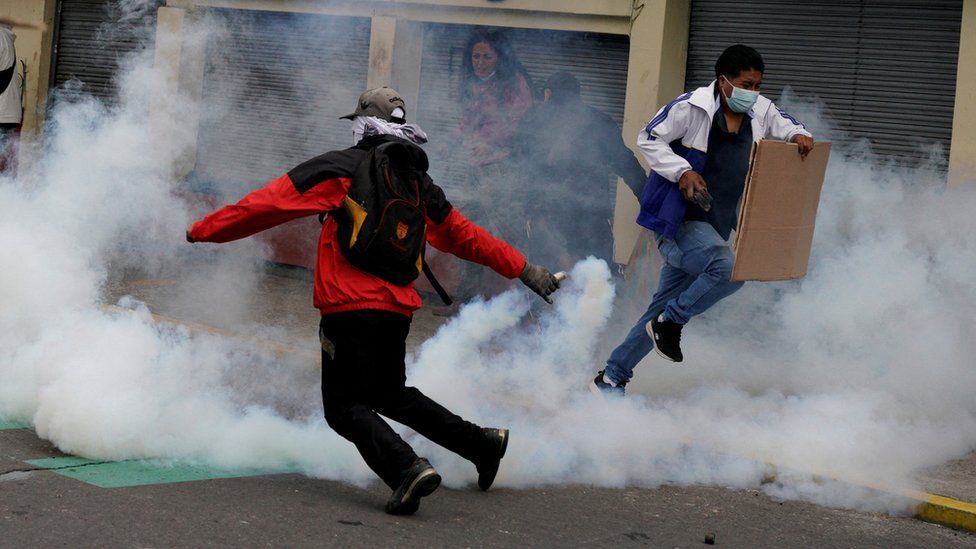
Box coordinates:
[149,6,207,180]
[613,0,690,264]
[949,0,976,187]
[165,0,633,34]
[0,0,57,135]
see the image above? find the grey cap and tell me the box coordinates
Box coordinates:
[340,87,406,123]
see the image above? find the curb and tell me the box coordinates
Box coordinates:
[754,459,976,534]
[758,458,976,534]
[912,491,976,533]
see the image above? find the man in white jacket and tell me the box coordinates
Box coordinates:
[0,22,22,173]
[593,44,814,396]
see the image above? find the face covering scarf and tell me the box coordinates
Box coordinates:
[721,76,760,114]
[352,115,429,146]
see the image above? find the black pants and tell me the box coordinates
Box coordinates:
[319,310,491,489]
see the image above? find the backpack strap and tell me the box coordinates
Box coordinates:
[421,259,453,306]
[0,63,14,96]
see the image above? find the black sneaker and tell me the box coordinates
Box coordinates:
[385,458,441,515]
[647,316,684,362]
[475,428,509,491]
[589,370,626,397]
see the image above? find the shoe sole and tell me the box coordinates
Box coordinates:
[645,320,681,363]
[589,380,605,396]
[404,469,441,503]
[590,378,625,398]
[385,466,442,515]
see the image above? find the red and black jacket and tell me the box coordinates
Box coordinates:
[189,135,526,317]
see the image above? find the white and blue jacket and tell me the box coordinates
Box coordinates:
[635,81,811,239]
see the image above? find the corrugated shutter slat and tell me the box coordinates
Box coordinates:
[53,0,162,103]
[192,9,370,192]
[416,24,630,200]
[685,0,962,164]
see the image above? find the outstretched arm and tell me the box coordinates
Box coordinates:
[187,174,349,243]
[425,208,526,279]
[426,208,561,303]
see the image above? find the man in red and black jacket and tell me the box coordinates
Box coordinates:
[187,87,560,515]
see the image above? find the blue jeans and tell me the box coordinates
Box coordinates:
[604,221,744,384]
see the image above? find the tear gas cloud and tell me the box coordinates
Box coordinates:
[1,6,975,515]
[0,14,375,485]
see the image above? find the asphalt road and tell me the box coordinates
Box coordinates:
[2,428,973,548]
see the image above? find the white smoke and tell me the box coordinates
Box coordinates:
[1,7,974,517]
[398,93,976,512]
[0,24,373,486]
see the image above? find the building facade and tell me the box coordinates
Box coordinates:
[6,0,976,264]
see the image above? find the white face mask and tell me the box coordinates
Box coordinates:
[352,108,408,143]
[351,116,429,145]
[721,76,760,113]
[352,117,367,145]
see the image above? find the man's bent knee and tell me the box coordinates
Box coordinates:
[323,399,360,432]
[705,247,737,281]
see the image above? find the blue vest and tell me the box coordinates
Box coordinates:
[635,143,706,239]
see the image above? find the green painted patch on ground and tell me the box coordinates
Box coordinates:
[0,419,30,430]
[26,456,297,488]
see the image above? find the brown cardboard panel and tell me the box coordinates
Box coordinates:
[732,140,831,282]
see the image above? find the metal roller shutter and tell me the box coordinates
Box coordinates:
[52,0,163,102]
[415,24,630,193]
[685,0,962,164]
[193,9,370,193]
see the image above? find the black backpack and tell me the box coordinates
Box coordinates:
[333,139,452,304]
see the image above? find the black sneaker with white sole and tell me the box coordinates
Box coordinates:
[475,428,509,491]
[590,370,626,397]
[385,458,441,515]
[647,316,684,362]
